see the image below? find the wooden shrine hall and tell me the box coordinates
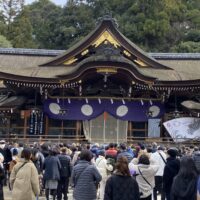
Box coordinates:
[0,16,200,143]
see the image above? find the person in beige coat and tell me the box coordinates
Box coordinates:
[10,148,40,200]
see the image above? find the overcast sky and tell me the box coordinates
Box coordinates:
[25,0,67,6]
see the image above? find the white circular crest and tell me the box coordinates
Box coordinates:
[81,104,93,116]
[116,105,128,117]
[49,103,61,115]
[149,106,160,117]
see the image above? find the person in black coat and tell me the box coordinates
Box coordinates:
[0,165,5,200]
[57,147,71,200]
[104,156,140,200]
[0,140,12,186]
[171,156,198,200]
[163,148,180,200]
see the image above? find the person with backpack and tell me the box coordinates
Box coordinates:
[57,147,71,200]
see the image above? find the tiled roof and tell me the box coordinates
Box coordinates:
[0,48,199,60]
[0,48,64,56]
[149,53,200,60]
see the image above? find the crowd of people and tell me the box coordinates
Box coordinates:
[0,139,199,200]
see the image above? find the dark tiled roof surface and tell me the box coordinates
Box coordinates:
[0,48,200,60]
[0,48,64,56]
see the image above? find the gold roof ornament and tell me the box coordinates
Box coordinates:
[81,49,89,56]
[93,30,120,48]
[59,79,69,85]
[63,57,78,65]
[96,67,117,74]
[123,50,131,57]
[134,59,148,67]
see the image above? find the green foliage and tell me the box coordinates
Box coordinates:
[0,0,25,24]
[173,41,200,52]
[26,0,63,49]
[7,8,36,48]
[0,35,12,47]
[0,0,199,52]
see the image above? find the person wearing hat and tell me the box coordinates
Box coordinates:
[163,148,180,200]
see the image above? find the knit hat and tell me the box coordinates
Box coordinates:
[167,148,178,157]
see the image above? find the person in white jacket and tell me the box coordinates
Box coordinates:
[96,150,113,200]
[129,154,159,200]
[151,146,166,200]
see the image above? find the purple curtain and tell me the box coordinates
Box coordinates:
[43,99,165,122]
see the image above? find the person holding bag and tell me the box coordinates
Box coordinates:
[10,148,40,200]
[129,154,159,200]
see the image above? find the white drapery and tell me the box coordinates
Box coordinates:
[83,113,128,144]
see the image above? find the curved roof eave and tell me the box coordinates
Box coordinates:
[40,18,172,70]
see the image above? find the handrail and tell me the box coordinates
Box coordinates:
[0,134,200,145]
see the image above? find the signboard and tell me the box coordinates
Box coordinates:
[163,117,200,142]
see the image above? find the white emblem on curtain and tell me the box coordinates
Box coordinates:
[49,103,60,115]
[116,105,128,117]
[81,104,93,116]
[149,106,160,117]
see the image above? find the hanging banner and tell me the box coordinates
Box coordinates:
[163,117,200,142]
[29,110,44,135]
[44,99,165,121]
[148,119,161,138]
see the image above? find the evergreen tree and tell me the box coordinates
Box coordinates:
[0,0,25,24]
[0,34,12,47]
[8,8,36,48]
[27,0,63,49]
[2,0,200,52]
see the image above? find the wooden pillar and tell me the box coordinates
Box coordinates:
[45,116,49,137]
[76,120,81,142]
[76,121,79,136]
[128,121,132,138]
[61,120,64,136]
[6,116,10,139]
[23,114,28,139]
[145,122,148,138]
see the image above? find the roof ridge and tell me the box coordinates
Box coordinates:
[0,48,200,59]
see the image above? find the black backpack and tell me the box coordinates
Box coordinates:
[58,155,71,178]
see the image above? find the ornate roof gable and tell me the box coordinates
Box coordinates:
[40,16,171,70]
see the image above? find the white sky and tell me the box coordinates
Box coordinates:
[25,0,67,6]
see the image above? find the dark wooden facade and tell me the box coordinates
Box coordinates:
[0,16,200,143]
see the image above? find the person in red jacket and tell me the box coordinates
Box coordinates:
[105,143,117,160]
